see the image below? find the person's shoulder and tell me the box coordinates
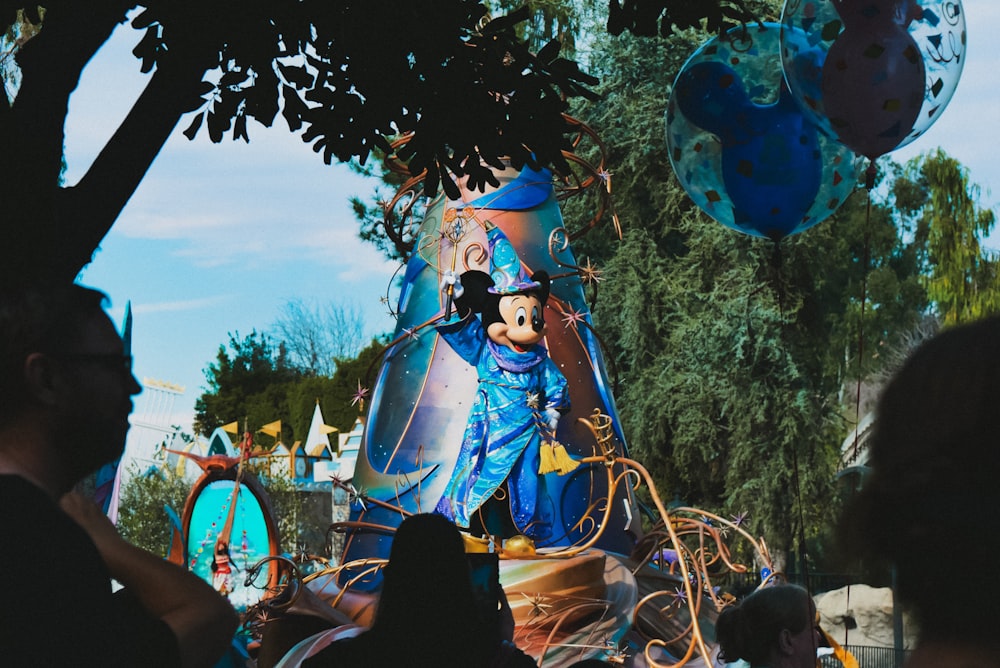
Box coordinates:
[0,474,78,545]
[0,474,49,502]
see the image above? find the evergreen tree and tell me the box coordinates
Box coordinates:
[194,330,302,437]
[891,149,1000,326]
[564,7,929,561]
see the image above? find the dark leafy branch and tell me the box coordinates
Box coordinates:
[0,0,755,286]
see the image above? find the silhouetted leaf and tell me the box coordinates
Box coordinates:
[233,112,248,142]
[182,112,204,140]
[281,85,307,132]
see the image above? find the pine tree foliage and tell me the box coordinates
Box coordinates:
[891,149,1000,326]
[194,330,301,437]
[563,7,930,556]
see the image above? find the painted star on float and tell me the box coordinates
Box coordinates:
[561,308,587,329]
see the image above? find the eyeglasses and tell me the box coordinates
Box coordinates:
[54,353,134,374]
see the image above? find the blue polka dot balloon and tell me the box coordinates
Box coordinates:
[666,23,860,241]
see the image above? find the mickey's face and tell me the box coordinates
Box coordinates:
[487,292,547,352]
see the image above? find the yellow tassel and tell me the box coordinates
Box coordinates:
[552,443,580,475]
[538,443,558,475]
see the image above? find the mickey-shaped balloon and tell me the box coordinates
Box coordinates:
[673,59,823,239]
[433,229,571,542]
[666,23,858,240]
[781,0,966,160]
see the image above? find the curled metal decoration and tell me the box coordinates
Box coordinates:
[553,114,621,242]
[241,555,304,639]
[298,410,775,667]
[381,174,426,262]
[379,113,620,264]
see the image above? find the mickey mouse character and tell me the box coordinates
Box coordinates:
[433,256,570,541]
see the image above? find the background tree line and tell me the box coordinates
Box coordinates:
[193,299,387,443]
[556,0,997,573]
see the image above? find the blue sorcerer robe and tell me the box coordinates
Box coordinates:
[433,312,569,539]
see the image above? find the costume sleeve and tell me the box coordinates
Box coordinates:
[542,357,570,412]
[435,312,487,367]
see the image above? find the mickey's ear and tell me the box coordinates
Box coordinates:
[530,271,550,304]
[458,270,495,313]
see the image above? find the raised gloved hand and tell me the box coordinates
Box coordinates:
[544,407,561,432]
[440,269,464,299]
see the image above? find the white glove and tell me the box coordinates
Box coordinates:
[544,407,561,432]
[440,270,464,299]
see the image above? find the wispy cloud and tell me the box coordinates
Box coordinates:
[132,295,233,315]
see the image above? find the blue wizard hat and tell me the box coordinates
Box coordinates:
[486,226,540,295]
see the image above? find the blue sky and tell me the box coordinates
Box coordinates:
[64,1,1000,433]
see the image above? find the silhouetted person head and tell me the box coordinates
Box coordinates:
[716,584,817,668]
[845,316,1000,649]
[0,282,141,495]
[0,283,109,426]
[303,513,535,666]
[372,513,487,653]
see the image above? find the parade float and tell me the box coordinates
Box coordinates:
[225,120,786,668]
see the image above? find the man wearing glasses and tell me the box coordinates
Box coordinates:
[0,283,238,667]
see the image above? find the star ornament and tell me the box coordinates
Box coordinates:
[561,308,587,330]
[520,592,552,619]
[597,168,613,193]
[348,484,368,511]
[578,258,602,286]
[351,381,370,408]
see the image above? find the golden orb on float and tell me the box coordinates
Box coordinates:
[502,535,536,558]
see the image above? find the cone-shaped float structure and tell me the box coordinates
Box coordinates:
[341,165,638,584]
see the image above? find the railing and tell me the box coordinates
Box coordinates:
[820,645,911,668]
[726,571,867,595]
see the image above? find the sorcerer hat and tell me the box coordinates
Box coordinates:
[486,226,540,295]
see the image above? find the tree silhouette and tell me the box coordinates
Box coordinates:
[0,2,596,285]
[0,0,757,288]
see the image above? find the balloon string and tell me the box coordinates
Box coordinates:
[791,446,810,594]
[852,163,875,461]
